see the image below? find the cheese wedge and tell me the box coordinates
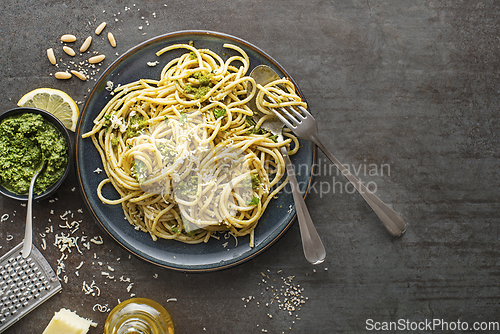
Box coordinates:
[42,308,94,334]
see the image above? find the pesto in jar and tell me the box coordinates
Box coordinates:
[0,113,68,195]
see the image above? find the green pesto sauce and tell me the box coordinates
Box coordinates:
[176,176,198,197]
[184,84,211,99]
[213,108,226,119]
[125,115,148,138]
[131,159,148,184]
[183,71,213,99]
[245,115,267,135]
[111,136,120,148]
[156,142,176,164]
[241,173,260,190]
[0,113,67,195]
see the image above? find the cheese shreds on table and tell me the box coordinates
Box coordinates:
[42,308,96,334]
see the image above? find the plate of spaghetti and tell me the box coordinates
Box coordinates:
[76,30,315,272]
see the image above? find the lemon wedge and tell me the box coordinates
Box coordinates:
[17,88,79,132]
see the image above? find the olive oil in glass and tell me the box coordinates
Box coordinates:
[104,298,174,334]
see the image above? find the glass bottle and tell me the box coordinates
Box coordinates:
[104,298,175,334]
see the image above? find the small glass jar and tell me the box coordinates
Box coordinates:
[104,298,175,334]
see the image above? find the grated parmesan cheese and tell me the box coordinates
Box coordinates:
[105,81,114,91]
[90,236,104,244]
[82,280,101,297]
[93,304,110,313]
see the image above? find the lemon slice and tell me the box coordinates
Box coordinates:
[17,88,79,132]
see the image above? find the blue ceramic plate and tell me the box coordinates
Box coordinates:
[76,30,315,272]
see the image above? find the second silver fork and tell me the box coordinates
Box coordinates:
[250,65,326,264]
[264,79,406,237]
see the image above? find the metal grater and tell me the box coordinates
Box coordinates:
[0,242,61,333]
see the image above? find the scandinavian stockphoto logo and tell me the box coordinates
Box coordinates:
[129,111,393,230]
[289,158,391,197]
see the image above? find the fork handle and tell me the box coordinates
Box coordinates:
[312,136,406,237]
[281,147,326,264]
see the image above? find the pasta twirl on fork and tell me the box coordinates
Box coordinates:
[82,43,306,247]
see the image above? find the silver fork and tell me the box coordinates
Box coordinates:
[250,65,325,264]
[265,120,326,265]
[269,100,406,237]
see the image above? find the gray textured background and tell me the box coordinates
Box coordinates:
[0,0,499,333]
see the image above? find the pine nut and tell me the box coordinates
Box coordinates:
[63,46,76,56]
[47,48,56,65]
[71,70,87,81]
[80,36,92,53]
[95,22,107,35]
[107,32,116,47]
[60,34,76,43]
[55,72,72,80]
[89,54,105,64]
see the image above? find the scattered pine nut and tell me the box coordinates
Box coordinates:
[60,34,76,43]
[71,70,87,81]
[88,54,105,64]
[95,22,107,35]
[107,32,116,47]
[55,72,72,80]
[80,36,92,53]
[47,48,56,65]
[63,46,76,56]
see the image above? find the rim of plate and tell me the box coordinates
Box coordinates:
[76,30,316,272]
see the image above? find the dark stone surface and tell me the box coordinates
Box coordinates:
[0,0,499,333]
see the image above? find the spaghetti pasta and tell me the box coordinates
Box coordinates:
[82,43,307,247]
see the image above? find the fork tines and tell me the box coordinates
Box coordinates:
[265,96,306,128]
